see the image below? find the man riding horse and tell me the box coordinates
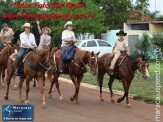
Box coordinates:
[14,23,37,76]
[109,30,130,75]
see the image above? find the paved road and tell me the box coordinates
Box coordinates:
[0,79,162,122]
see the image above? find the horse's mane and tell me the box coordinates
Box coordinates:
[128,56,139,64]
[73,49,89,63]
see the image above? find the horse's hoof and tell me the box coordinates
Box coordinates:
[59,96,64,102]
[100,98,104,102]
[25,100,29,105]
[127,104,132,108]
[13,85,18,90]
[42,103,47,109]
[48,94,52,98]
[70,97,74,101]
[111,98,115,103]
[19,99,24,103]
[117,98,121,103]
[4,95,8,100]
[75,100,79,104]
[43,86,46,90]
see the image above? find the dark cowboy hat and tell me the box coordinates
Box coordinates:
[116,30,127,36]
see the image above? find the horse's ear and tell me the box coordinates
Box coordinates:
[142,56,145,61]
[91,51,94,56]
[96,51,100,56]
[146,57,150,61]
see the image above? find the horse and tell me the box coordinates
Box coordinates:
[0,44,19,88]
[47,48,100,104]
[4,48,57,108]
[97,53,149,108]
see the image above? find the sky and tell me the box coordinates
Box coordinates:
[37,0,163,15]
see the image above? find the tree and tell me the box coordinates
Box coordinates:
[43,0,108,46]
[134,0,149,13]
[132,34,151,57]
[151,31,163,63]
[92,0,133,29]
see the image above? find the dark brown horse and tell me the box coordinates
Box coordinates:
[0,44,19,87]
[97,53,149,108]
[4,48,57,108]
[47,49,100,103]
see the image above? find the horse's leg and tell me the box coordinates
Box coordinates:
[69,74,78,102]
[33,78,36,87]
[19,76,25,103]
[4,66,14,100]
[43,74,46,89]
[108,76,115,103]
[37,76,47,108]
[25,76,32,105]
[117,78,130,107]
[54,77,63,102]
[1,66,5,87]
[99,73,104,102]
[75,75,83,104]
[48,74,55,98]
[0,66,2,87]
[13,75,17,90]
[126,81,132,108]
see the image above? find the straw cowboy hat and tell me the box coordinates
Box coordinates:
[64,21,73,28]
[116,30,127,36]
[42,27,51,34]
[21,23,32,29]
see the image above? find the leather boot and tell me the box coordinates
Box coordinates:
[14,63,20,76]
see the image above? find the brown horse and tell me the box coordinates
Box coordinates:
[4,48,57,108]
[47,49,100,103]
[97,53,149,108]
[0,44,19,87]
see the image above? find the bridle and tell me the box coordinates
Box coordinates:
[71,55,98,73]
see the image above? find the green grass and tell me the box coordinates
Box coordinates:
[61,60,163,104]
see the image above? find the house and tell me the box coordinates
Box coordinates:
[124,10,163,53]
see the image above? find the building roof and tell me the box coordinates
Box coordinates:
[127,10,154,23]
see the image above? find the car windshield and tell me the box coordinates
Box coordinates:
[75,41,82,46]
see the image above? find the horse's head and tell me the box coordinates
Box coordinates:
[87,51,100,75]
[137,56,150,79]
[44,47,57,72]
[7,44,19,54]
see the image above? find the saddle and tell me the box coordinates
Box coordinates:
[105,53,128,80]
[55,48,77,74]
[10,49,33,75]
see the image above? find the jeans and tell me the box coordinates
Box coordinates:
[0,42,4,50]
[15,47,29,64]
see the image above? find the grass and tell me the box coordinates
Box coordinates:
[60,60,163,104]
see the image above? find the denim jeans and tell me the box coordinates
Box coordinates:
[15,47,29,64]
[0,42,4,50]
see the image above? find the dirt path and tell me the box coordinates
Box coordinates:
[0,79,162,122]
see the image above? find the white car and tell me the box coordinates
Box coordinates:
[76,39,113,56]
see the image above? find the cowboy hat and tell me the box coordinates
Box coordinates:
[21,23,32,29]
[42,27,51,34]
[3,23,8,27]
[116,30,127,36]
[64,21,73,29]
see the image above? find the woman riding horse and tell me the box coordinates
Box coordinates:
[14,23,37,76]
[59,21,78,72]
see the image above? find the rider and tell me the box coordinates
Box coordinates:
[15,23,37,76]
[109,30,130,75]
[59,21,78,72]
[36,20,51,50]
[0,23,14,49]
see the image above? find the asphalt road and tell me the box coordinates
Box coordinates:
[0,79,162,122]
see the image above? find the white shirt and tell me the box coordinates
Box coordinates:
[20,32,36,48]
[61,30,75,47]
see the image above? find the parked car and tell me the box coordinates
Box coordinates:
[76,39,113,56]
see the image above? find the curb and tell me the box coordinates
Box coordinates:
[59,77,135,99]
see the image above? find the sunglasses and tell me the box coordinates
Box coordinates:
[119,34,123,36]
[69,25,73,27]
